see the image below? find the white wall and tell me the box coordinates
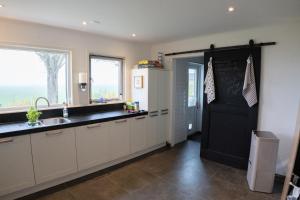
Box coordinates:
[151,22,300,175]
[0,17,151,105]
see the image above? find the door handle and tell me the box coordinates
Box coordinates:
[0,137,14,144]
[46,131,63,136]
[149,111,158,117]
[87,124,101,129]
[115,119,127,124]
[135,116,146,120]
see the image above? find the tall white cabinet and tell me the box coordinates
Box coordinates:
[132,68,170,147]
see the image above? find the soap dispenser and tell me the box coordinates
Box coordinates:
[63,102,69,118]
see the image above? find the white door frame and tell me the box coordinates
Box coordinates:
[165,53,204,146]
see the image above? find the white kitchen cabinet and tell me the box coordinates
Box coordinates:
[132,68,169,113]
[0,135,35,196]
[148,69,159,112]
[146,112,159,148]
[157,70,169,145]
[132,69,148,112]
[129,116,147,153]
[31,128,77,184]
[132,68,169,146]
[158,110,169,144]
[109,119,130,160]
[75,122,110,171]
[158,70,169,111]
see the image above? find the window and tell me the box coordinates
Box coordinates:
[188,68,197,107]
[0,46,69,110]
[90,55,123,103]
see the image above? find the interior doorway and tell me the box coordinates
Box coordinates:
[187,62,203,136]
[172,56,204,144]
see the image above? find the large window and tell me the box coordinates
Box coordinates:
[0,46,69,110]
[90,55,123,103]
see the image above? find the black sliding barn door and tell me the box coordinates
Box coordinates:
[201,47,261,169]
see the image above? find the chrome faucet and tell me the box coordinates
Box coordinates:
[35,97,50,110]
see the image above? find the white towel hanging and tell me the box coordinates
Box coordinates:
[204,57,216,104]
[242,56,258,107]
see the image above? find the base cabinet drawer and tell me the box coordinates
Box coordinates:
[75,122,110,171]
[31,128,77,184]
[0,135,35,196]
[109,119,130,160]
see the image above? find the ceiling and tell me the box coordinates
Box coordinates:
[0,0,299,43]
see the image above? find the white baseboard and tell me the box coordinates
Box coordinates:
[1,143,166,200]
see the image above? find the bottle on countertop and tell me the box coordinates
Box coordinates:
[63,102,69,118]
[134,102,140,112]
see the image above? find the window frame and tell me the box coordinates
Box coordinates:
[89,54,124,104]
[0,44,72,113]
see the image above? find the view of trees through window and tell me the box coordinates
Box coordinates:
[90,56,123,102]
[0,47,68,109]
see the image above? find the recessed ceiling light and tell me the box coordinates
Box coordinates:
[228,6,235,12]
[0,4,4,8]
[82,21,87,26]
[132,33,136,37]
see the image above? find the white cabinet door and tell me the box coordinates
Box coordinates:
[0,135,35,196]
[129,116,147,153]
[75,122,110,171]
[31,128,77,184]
[109,119,130,160]
[158,112,168,145]
[132,69,149,111]
[146,113,159,148]
[158,70,169,111]
[148,69,159,112]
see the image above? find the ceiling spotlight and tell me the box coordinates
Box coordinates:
[228,6,235,12]
[82,21,87,26]
[132,33,136,37]
[0,4,4,8]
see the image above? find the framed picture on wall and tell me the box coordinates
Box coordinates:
[134,76,143,89]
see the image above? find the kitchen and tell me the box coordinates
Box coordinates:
[0,1,300,200]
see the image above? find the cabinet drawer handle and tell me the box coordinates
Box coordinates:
[161,109,168,112]
[161,112,168,115]
[115,119,127,124]
[87,124,101,129]
[0,137,14,144]
[149,111,158,114]
[150,114,158,117]
[46,131,63,136]
[135,116,146,120]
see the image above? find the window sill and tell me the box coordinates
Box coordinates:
[89,100,125,106]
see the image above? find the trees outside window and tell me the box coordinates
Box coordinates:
[0,47,69,109]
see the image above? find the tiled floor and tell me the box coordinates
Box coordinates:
[29,140,282,200]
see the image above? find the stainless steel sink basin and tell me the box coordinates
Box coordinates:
[40,117,71,126]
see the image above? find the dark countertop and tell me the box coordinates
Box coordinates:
[0,110,148,138]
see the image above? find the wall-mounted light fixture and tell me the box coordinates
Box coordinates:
[78,72,88,91]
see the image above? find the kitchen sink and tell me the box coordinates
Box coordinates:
[40,117,71,126]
